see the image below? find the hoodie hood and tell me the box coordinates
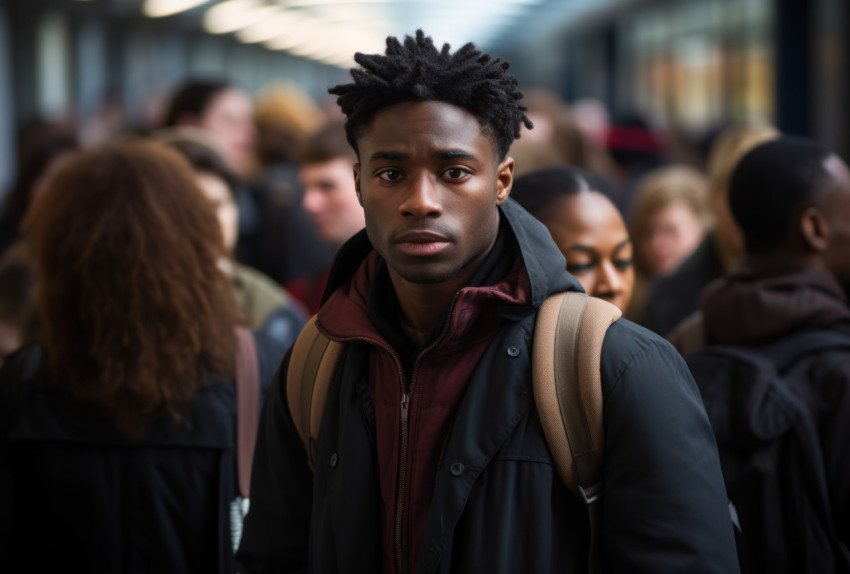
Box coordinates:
[701,265,850,345]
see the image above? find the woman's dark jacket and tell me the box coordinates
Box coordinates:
[237,199,740,573]
[0,331,285,574]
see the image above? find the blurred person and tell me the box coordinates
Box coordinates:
[289,120,365,313]
[0,244,36,365]
[253,83,323,179]
[162,79,256,176]
[511,166,634,312]
[603,111,667,215]
[242,83,334,289]
[237,29,739,574]
[508,88,592,177]
[515,88,590,167]
[630,165,712,277]
[572,97,617,176]
[0,140,285,572]
[626,165,712,322]
[155,128,308,349]
[678,137,850,572]
[0,121,78,256]
[648,125,779,337]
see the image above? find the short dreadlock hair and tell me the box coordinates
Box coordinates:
[329,29,532,161]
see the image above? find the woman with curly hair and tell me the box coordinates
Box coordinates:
[0,140,282,573]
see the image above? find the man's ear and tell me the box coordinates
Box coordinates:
[496,157,514,206]
[800,206,830,252]
[353,163,363,207]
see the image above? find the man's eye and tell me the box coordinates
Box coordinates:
[378,170,402,181]
[444,168,467,179]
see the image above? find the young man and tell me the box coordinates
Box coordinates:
[299,120,365,252]
[684,136,850,572]
[290,121,366,313]
[237,31,739,573]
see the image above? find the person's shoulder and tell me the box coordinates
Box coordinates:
[600,317,687,391]
[232,263,287,302]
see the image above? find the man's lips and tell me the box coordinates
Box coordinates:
[394,230,451,256]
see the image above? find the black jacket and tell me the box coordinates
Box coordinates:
[699,265,850,557]
[0,332,285,574]
[237,199,740,573]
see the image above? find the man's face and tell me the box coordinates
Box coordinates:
[353,101,513,291]
[300,157,365,248]
[821,155,850,289]
[199,88,256,175]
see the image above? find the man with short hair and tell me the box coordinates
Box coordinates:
[687,137,850,572]
[289,121,366,313]
[237,30,739,574]
[298,121,365,251]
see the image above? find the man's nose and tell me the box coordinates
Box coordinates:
[302,188,322,214]
[400,173,442,217]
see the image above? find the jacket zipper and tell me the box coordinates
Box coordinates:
[393,293,463,574]
[318,298,464,574]
[395,390,410,574]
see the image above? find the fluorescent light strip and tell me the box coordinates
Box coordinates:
[143,0,208,18]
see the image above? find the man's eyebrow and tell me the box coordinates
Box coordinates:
[369,151,409,162]
[435,149,478,161]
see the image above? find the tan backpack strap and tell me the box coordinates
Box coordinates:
[533,291,621,574]
[286,315,345,471]
[235,327,260,499]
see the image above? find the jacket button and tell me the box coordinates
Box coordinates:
[330,453,338,467]
[507,345,520,357]
[450,462,464,476]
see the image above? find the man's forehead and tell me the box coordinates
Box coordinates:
[358,101,493,151]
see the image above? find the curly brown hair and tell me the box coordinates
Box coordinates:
[22,140,239,436]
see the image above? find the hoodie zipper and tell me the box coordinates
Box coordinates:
[395,390,410,574]
[393,292,462,574]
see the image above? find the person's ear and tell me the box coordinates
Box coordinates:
[496,157,514,206]
[353,163,363,207]
[800,206,830,252]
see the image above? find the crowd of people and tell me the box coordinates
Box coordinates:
[0,27,848,574]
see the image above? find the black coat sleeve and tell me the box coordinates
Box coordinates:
[236,354,314,574]
[599,320,740,573]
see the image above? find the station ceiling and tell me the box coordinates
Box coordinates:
[58,0,635,67]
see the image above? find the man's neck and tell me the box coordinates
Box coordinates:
[389,276,465,335]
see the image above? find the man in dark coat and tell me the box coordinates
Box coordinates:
[673,136,850,571]
[237,30,739,574]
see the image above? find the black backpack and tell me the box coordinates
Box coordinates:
[686,330,850,574]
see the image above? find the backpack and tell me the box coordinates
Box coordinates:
[685,330,850,574]
[286,291,620,574]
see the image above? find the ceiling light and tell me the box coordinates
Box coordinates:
[204,0,280,34]
[143,0,208,18]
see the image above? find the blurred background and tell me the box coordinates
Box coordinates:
[0,0,846,192]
